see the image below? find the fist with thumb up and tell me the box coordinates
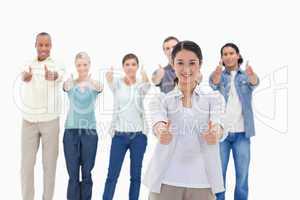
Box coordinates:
[63,74,74,92]
[154,120,173,145]
[202,121,223,145]
[44,64,58,81]
[106,66,114,84]
[22,65,33,82]
[140,65,149,83]
[211,60,223,85]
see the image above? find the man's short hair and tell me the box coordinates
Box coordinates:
[163,36,179,46]
[35,32,52,44]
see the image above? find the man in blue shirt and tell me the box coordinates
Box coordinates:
[209,43,259,200]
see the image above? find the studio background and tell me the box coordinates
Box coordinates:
[0,0,298,199]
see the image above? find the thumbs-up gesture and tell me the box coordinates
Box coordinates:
[156,64,165,79]
[202,121,223,145]
[154,120,173,145]
[212,60,223,85]
[88,74,103,92]
[140,65,149,83]
[63,74,74,91]
[22,65,33,82]
[44,64,58,81]
[157,64,165,78]
[245,60,258,85]
[245,60,254,76]
[106,66,114,84]
[152,64,165,85]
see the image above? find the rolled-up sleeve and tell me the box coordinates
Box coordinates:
[150,93,168,135]
[209,91,227,141]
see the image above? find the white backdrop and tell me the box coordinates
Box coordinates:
[0,0,299,199]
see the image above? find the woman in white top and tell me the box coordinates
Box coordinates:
[144,41,226,200]
[103,53,150,200]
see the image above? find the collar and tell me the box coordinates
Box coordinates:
[170,84,202,98]
[34,56,52,63]
[224,66,242,75]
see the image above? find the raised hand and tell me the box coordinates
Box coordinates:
[212,60,223,85]
[245,60,254,76]
[88,74,103,92]
[106,66,114,84]
[22,65,33,82]
[63,74,74,91]
[140,65,149,83]
[154,120,173,145]
[202,121,223,145]
[44,64,58,81]
[152,64,165,85]
[245,60,258,85]
[156,64,165,78]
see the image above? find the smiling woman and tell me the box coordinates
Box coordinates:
[172,41,203,90]
[103,53,151,200]
[62,51,103,200]
[4,1,296,199]
[144,41,226,200]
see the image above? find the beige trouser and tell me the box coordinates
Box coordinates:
[21,118,60,200]
[149,184,216,200]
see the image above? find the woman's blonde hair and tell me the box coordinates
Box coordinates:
[75,51,91,64]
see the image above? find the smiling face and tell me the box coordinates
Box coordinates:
[123,58,139,79]
[163,39,178,64]
[35,35,52,61]
[221,46,240,70]
[75,58,90,78]
[173,49,201,86]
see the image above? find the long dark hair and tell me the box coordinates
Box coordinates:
[171,41,203,84]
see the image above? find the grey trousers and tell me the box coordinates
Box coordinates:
[149,184,216,200]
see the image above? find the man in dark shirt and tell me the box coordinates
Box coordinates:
[152,36,179,93]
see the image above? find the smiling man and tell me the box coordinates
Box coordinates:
[20,32,65,200]
[152,36,179,93]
